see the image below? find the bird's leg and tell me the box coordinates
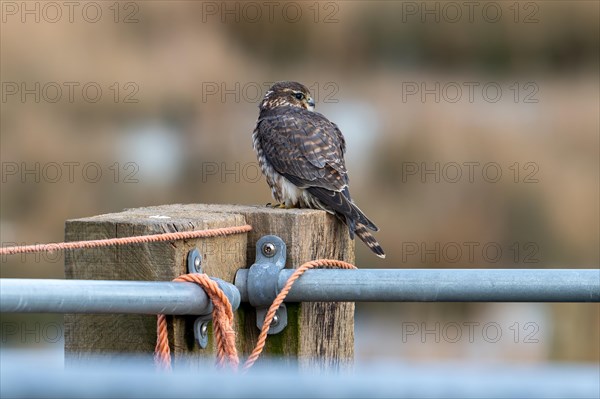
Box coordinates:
[265,202,291,209]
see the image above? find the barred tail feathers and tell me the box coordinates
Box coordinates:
[355,223,385,258]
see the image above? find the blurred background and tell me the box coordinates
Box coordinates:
[1,1,598,366]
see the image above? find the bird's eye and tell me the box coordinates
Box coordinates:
[294,92,304,100]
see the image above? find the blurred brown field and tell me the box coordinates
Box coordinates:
[1,1,598,363]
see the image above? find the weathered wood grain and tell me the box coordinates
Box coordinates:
[185,204,355,371]
[64,205,247,369]
[64,204,354,371]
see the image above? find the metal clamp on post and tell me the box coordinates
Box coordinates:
[186,248,241,348]
[235,235,288,334]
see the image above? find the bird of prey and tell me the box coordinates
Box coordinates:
[252,81,385,258]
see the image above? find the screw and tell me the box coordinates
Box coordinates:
[200,323,208,337]
[194,256,202,272]
[271,314,279,327]
[262,242,276,257]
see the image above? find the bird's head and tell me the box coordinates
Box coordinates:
[260,81,315,112]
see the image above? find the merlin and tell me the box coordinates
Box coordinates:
[252,81,385,258]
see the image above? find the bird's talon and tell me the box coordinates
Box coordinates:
[266,202,284,208]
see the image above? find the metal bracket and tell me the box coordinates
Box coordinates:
[187,248,203,274]
[187,248,210,348]
[185,247,241,348]
[235,235,288,335]
[193,314,211,349]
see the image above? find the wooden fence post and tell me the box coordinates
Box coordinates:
[65,204,354,371]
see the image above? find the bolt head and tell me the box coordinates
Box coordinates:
[200,323,208,336]
[262,242,276,257]
[194,256,201,271]
[271,314,279,326]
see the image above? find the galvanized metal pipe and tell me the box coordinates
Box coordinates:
[1,353,599,399]
[2,269,598,315]
[235,269,600,302]
[0,278,241,314]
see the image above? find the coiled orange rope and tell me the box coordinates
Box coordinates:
[155,273,239,371]
[154,259,357,372]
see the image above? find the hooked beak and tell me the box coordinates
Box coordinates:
[307,97,315,110]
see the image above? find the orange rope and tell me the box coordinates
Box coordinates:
[155,274,239,371]
[0,225,252,256]
[154,259,356,372]
[242,259,356,371]
[3,219,356,371]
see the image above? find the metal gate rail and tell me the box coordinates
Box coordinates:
[1,269,598,314]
